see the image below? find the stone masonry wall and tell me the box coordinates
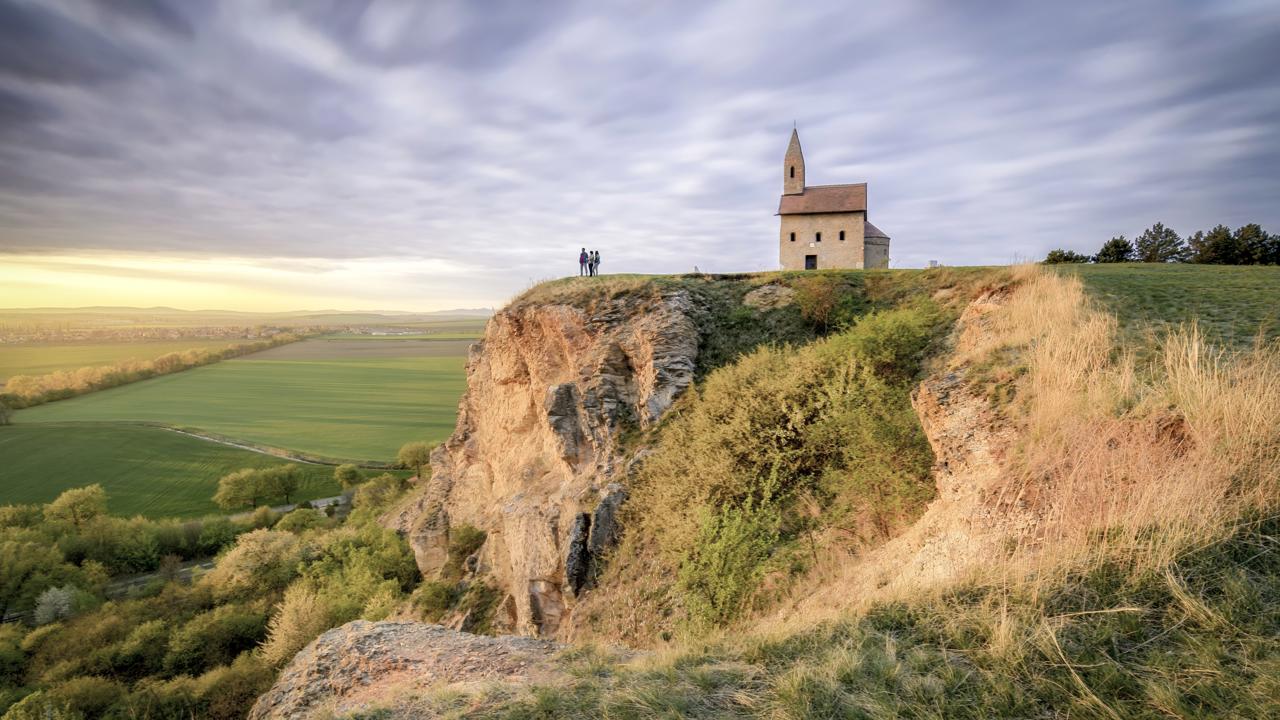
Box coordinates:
[779,211,867,270]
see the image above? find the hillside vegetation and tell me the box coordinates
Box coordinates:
[354,265,1280,718]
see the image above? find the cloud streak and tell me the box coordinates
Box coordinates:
[0,0,1277,309]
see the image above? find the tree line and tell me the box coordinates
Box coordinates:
[0,332,311,413]
[1043,222,1277,265]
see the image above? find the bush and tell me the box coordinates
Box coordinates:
[351,474,407,512]
[334,464,363,489]
[442,525,486,581]
[163,604,268,676]
[202,529,303,599]
[622,303,945,628]
[275,509,322,534]
[33,586,77,626]
[260,584,333,667]
[1043,248,1092,264]
[412,581,459,622]
[44,676,124,719]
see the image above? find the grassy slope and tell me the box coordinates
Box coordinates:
[0,339,241,381]
[1057,263,1280,349]
[0,423,341,517]
[15,354,466,462]
[401,517,1278,719]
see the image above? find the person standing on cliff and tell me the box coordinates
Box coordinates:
[592,250,601,276]
[579,248,588,276]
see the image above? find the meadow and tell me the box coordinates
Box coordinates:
[1057,263,1280,349]
[14,338,469,463]
[0,423,341,517]
[0,338,241,381]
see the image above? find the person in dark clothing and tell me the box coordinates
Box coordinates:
[579,248,588,276]
[591,250,601,276]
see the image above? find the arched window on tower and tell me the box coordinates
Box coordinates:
[789,232,796,242]
[790,166,795,178]
[839,230,845,241]
[815,232,822,242]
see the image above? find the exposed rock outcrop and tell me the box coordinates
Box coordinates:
[383,291,701,639]
[249,621,563,720]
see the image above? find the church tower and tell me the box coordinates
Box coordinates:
[783,127,805,195]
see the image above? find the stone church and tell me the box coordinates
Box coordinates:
[778,129,890,270]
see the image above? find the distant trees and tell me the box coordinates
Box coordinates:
[43,485,108,530]
[397,442,433,480]
[1095,236,1134,263]
[0,332,307,411]
[1134,222,1188,263]
[1043,249,1091,264]
[334,464,363,489]
[1043,222,1276,266]
[0,401,11,426]
[214,470,264,510]
[212,465,306,510]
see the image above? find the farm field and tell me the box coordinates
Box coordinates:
[1057,264,1280,349]
[0,423,341,518]
[0,338,242,382]
[15,338,468,462]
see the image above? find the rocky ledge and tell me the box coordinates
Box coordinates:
[249,621,563,720]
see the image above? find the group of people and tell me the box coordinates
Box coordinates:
[578,248,603,276]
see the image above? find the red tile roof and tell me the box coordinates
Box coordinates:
[777,183,867,215]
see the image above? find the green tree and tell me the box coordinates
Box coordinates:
[1095,235,1133,263]
[334,464,363,489]
[1043,249,1091,264]
[43,485,108,530]
[262,464,302,504]
[1187,224,1238,264]
[0,400,11,426]
[1134,221,1188,262]
[1234,223,1274,264]
[397,442,433,480]
[213,469,263,510]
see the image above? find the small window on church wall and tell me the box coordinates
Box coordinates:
[839,230,845,241]
[815,232,821,242]
[789,232,795,242]
[790,166,795,178]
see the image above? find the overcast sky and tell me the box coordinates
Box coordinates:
[1,0,1278,311]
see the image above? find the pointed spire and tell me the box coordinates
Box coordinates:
[784,126,805,194]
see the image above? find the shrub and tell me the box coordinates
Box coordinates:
[334,464,363,489]
[352,473,407,512]
[248,505,280,530]
[275,509,322,534]
[190,653,275,720]
[620,303,945,629]
[1043,248,1092,264]
[43,676,125,719]
[202,529,303,598]
[441,525,486,581]
[163,604,268,676]
[412,581,459,621]
[260,584,333,667]
[33,586,77,626]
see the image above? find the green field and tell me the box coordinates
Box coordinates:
[15,340,467,462]
[0,338,241,382]
[1058,264,1280,349]
[0,423,342,517]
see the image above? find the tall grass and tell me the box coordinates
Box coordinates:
[993,270,1280,587]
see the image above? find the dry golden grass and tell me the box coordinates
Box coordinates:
[1003,270,1279,584]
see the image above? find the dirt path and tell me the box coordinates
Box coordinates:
[162,427,328,465]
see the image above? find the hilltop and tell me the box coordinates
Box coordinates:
[254,264,1278,718]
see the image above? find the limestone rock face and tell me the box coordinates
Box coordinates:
[248,621,562,720]
[383,291,700,639]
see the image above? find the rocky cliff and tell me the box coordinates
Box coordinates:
[383,287,706,638]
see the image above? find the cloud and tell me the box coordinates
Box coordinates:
[0,0,1278,309]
